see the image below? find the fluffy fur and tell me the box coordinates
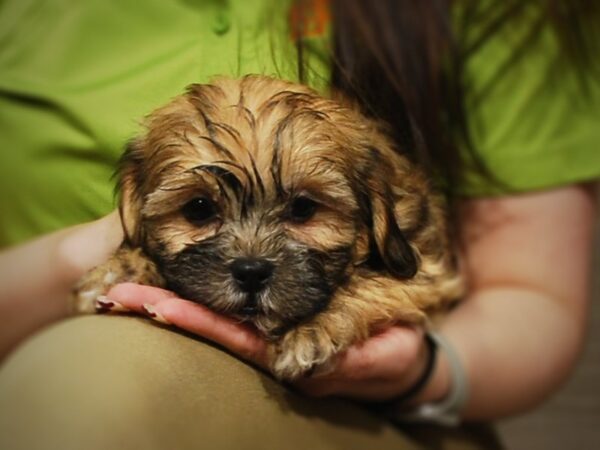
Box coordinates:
[73,75,463,379]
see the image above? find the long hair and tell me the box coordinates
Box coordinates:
[294,0,599,201]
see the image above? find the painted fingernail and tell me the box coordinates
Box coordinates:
[95,296,129,313]
[142,303,170,325]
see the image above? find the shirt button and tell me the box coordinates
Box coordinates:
[213,12,230,35]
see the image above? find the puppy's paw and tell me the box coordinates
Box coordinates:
[269,326,342,380]
[71,265,123,314]
[70,246,163,314]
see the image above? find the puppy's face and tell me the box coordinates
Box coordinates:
[119,76,417,338]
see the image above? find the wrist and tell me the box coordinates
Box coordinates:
[409,345,452,405]
[390,331,469,426]
[393,332,440,404]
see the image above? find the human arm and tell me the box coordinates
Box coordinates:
[423,182,597,419]
[0,211,123,358]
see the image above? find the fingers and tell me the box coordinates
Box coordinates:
[322,326,424,381]
[105,282,176,312]
[293,326,426,400]
[105,283,269,368]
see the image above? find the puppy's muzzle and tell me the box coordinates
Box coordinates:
[230,257,274,294]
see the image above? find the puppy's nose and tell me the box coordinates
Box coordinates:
[230,258,274,293]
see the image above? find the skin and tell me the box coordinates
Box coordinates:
[0,211,123,358]
[0,183,596,419]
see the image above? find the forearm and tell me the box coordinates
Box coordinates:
[0,212,122,358]
[438,287,586,420]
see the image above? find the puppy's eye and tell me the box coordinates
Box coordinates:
[181,197,217,225]
[289,196,318,223]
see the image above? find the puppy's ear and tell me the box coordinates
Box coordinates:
[363,151,419,279]
[117,138,145,246]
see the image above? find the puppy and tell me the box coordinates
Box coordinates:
[72,75,463,380]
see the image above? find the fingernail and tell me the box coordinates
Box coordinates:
[95,296,129,313]
[142,303,170,325]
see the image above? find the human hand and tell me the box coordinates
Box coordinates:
[105,283,442,402]
[57,210,124,282]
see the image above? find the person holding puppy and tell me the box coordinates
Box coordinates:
[0,1,598,449]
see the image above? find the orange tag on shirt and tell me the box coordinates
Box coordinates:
[289,0,330,40]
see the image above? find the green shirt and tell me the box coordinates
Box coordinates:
[0,0,598,247]
[460,9,600,196]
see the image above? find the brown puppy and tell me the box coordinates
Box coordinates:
[72,75,463,380]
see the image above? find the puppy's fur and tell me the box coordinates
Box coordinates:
[73,75,463,379]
